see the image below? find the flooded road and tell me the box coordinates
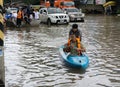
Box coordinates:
[5,15,120,87]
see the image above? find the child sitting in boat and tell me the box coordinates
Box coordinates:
[64,34,85,55]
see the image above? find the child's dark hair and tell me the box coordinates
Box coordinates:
[72,24,78,29]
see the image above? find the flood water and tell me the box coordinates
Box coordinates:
[5,15,120,87]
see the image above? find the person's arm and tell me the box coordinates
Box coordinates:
[81,43,86,52]
[69,29,73,39]
[69,30,71,39]
[78,29,82,41]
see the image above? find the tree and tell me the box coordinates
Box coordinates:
[22,0,40,5]
[4,0,40,5]
[4,0,11,4]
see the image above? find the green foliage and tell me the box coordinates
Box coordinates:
[117,9,120,14]
[22,0,40,5]
[4,0,11,4]
[24,0,34,4]
[4,0,40,5]
[24,0,40,5]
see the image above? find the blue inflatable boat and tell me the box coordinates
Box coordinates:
[59,46,89,69]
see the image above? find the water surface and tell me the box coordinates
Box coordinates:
[5,15,120,87]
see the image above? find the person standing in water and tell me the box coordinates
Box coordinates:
[16,8,23,28]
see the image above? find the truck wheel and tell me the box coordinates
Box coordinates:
[81,18,84,22]
[82,20,84,22]
[66,22,69,25]
[47,19,51,26]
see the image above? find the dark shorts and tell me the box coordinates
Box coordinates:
[63,46,71,52]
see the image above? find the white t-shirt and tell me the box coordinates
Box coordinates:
[34,11,39,20]
[12,13,17,18]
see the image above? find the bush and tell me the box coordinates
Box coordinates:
[117,9,120,14]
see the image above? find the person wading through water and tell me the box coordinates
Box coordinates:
[16,8,23,28]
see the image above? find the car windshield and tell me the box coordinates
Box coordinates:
[65,8,79,12]
[48,8,64,14]
[64,2,74,6]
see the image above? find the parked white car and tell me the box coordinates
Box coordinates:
[63,8,85,22]
[39,7,69,25]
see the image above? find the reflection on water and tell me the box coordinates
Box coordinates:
[5,15,120,87]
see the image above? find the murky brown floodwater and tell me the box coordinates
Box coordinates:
[5,15,120,87]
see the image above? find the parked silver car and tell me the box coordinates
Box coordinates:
[39,7,69,26]
[63,8,85,22]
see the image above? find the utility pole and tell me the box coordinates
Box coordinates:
[93,0,96,14]
[0,0,5,86]
[44,0,46,3]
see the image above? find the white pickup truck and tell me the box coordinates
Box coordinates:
[39,7,70,26]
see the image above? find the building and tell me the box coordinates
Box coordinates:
[78,0,119,14]
[78,0,106,14]
[40,0,119,14]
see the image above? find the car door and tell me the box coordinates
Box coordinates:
[39,9,44,22]
[42,9,48,22]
